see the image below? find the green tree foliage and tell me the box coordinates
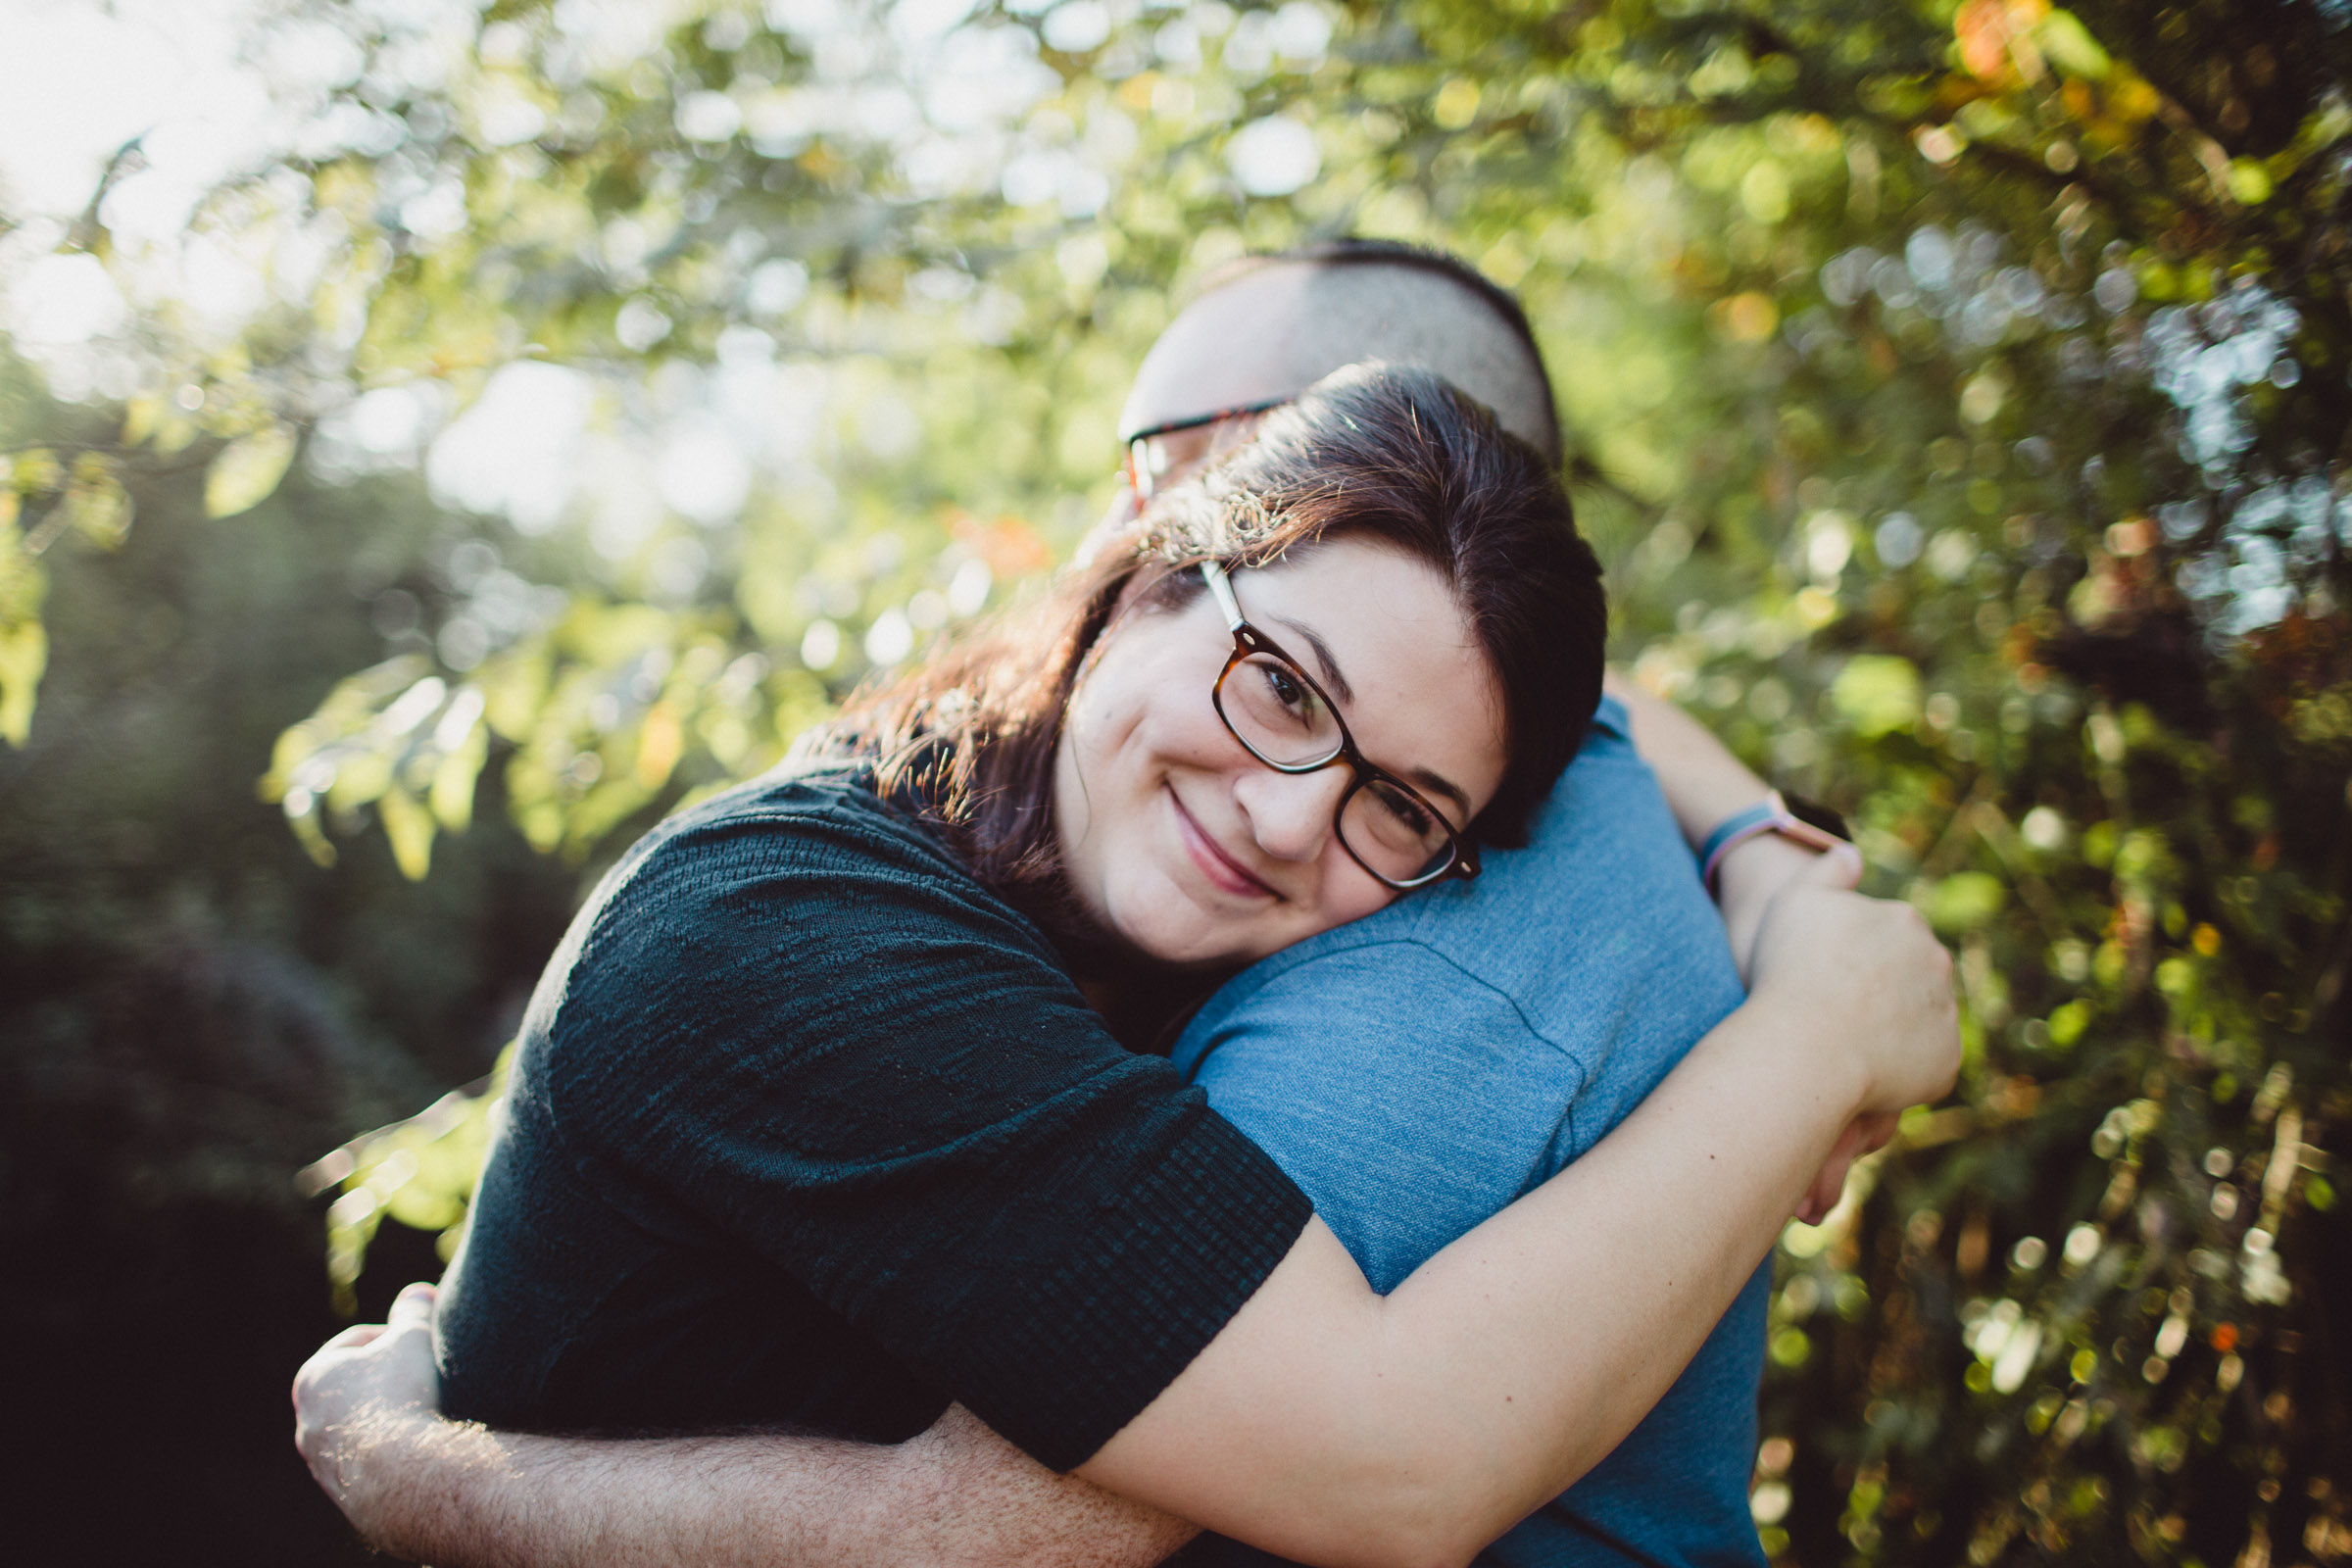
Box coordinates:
[5,0,2346,1562]
[0,340,586,1560]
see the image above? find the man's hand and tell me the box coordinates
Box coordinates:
[293,1281,446,1551]
[289,1283,1195,1568]
[1793,1110,1900,1225]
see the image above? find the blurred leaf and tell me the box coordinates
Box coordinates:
[5,448,63,493]
[1926,871,2009,934]
[374,785,435,881]
[305,1049,514,1314]
[62,455,132,551]
[2036,10,2112,78]
[428,720,488,833]
[635,701,683,791]
[0,608,45,748]
[0,517,48,747]
[1830,656,1924,739]
[120,392,165,449]
[204,424,297,518]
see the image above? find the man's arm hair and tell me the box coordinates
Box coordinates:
[296,1298,1197,1568]
[385,1410,1194,1568]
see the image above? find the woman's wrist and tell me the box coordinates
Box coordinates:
[1713,835,1824,983]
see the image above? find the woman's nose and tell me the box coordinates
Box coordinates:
[1231,765,1348,863]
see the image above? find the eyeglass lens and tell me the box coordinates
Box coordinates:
[1217,653,1457,884]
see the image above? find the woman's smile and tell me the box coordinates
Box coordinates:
[1054,536,1507,969]
[1167,785,1279,901]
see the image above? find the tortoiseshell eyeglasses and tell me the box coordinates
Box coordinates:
[1200,560,1478,891]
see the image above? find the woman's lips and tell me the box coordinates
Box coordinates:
[1169,789,1277,899]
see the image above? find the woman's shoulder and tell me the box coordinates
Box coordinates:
[537,762,1061,1069]
[572,759,1026,961]
[639,760,956,870]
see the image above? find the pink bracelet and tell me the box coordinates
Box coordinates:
[1698,791,1845,893]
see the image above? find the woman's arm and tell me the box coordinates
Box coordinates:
[300,858,1954,1568]
[1077,858,1953,1566]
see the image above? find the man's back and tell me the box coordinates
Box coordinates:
[1171,696,1768,1568]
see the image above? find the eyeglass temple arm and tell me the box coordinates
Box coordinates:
[1199,559,1247,633]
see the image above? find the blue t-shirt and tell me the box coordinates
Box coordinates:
[1170,697,1769,1568]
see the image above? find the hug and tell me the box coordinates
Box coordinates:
[296,242,1958,1568]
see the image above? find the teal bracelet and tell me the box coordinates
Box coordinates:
[1697,798,1785,886]
[1697,790,1845,893]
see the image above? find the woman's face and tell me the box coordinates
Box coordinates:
[1054,538,1507,969]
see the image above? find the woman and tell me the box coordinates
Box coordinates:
[297,364,1956,1568]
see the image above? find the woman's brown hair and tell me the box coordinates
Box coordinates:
[799,363,1606,944]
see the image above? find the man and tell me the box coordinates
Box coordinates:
[296,240,1873,1566]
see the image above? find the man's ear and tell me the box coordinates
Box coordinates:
[1073,478,1142,567]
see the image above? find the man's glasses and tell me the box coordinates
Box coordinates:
[1200,560,1479,891]
[1124,397,1293,501]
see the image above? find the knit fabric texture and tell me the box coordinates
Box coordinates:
[435,768,1311,1472]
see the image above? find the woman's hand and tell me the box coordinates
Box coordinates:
[1713,832,1862,984]
[292,1281,445,1556]
[1747,851,1961,1120]
[1719,842,1910,1222]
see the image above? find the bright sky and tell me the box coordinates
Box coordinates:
[0,0,1319,589]
[0,0,283,228]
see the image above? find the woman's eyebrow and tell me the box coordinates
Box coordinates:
[1270,612,1474,818]
[1404,765,1473,820]
[1269,615,1355,706]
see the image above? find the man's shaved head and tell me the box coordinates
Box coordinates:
[1118,240,1561,465]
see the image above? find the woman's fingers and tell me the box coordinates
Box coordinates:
[1791,1105,1918,1224]
[1796,1119,1861,1222]
[1748,882,1959,1117]
[1812,839,1863,891]
[1855,1109,1901,1154]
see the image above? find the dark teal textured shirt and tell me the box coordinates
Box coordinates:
[434,767,1312,1472]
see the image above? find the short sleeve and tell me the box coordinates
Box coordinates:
[1175,941,1586,1294]
[540,785,1311,1472]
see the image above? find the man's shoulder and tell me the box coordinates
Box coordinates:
[1282,700,1707,967]
[1180,697,1740,1068]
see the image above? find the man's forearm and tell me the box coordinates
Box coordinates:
[352,1403,1196,1568]
[1605,669,1836,976]
[1603,669,1767,846]
[351,1411,903,1568]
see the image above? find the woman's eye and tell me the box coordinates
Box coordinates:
[1262,663,1312,715]
[1370,781,1434,837]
